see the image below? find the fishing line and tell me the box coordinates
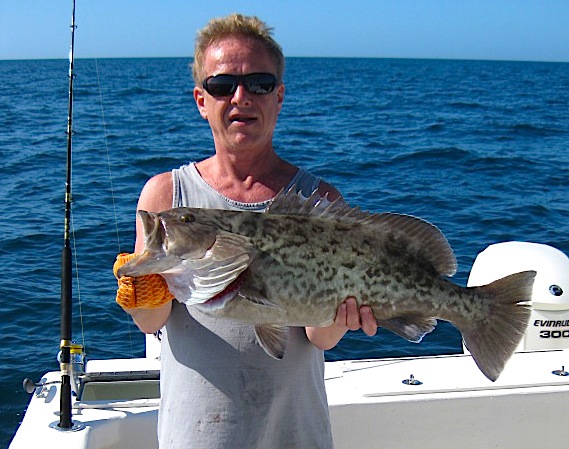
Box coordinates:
[95,62,135,357]
[92,57,136,358]
[79,8,124,255]
[70,208,86,353]
[82,11,139,358]
[93,58,123,254]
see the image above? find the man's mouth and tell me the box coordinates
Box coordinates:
[230,114,256,123]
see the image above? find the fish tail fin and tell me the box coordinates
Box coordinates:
[458,270,535,382]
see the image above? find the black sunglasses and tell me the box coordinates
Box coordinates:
[202,73,278,97]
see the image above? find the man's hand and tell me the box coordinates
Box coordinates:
[306,297,378,350]
[334,297,378,336]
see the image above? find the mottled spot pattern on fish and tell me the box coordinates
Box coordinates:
[118,187,535,381]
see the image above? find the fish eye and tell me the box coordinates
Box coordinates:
[181,213,195,223]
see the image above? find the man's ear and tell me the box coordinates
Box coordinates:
[194,86,208,120]
[276,83,285,112]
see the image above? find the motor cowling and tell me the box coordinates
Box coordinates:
[467,241,569,351]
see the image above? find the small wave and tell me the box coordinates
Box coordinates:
[285,128,325,138]
[449,101,484,109]
[509,123,568,136]
[425,123,445,132]
[467,153,535,175]
[114,86,167,97]
[391,146,472,163]
[363,140,395,149]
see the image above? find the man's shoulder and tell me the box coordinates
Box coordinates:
[138,172,174,212]
[148,171,173,184]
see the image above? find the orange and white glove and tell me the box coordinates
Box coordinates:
[113,253,175,310]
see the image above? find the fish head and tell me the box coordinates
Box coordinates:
[117,209,219,277]
[157,209,219,259]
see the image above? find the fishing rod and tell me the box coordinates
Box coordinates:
[58,0,77,430]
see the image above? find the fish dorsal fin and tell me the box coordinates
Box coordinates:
[267,185,364,220]
[368,212,457,277]
[268,186,457,277]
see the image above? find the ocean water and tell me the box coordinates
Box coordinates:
[1,56,569,446]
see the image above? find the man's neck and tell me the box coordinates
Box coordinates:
[195,153,297,203]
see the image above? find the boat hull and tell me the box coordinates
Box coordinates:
[10,350,569,448]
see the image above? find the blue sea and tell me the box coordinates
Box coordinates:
[1,56,569,446]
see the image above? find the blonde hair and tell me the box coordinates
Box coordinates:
[192,13,284,85]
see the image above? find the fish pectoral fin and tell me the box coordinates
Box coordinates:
[254,325,289,360]
[378,315,437,343]
[182,232,257,303]
[207,231,257,263]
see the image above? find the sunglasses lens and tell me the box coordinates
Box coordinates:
[203,73,278,97]
[243,73,277,94]
[203,75,237,97]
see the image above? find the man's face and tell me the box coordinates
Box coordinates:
[194,35,284,155]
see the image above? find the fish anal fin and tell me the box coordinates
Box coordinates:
[378,315,437,343]
[254,325,289,359]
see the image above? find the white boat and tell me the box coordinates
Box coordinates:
[10,241,569,448]
[9,3,569,448]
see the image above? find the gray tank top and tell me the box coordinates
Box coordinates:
[158,162,334,449]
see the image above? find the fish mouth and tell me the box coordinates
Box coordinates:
[117,250,177,278]
[116,213,178,278]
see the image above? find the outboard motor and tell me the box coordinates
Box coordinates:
[467,241,569,352]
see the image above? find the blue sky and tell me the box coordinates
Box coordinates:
[1,0,568,62]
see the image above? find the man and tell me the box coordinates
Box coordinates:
[114,13,377,448]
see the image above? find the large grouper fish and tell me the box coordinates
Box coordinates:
[118,187,535,381]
